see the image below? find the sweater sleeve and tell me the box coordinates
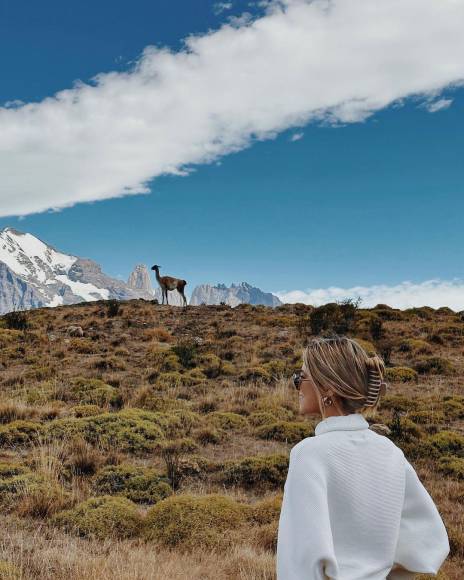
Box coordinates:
[387,457,450,579]
[276,444,338,580]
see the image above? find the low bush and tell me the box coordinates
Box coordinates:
[385,367,418,383]
[0,463,40,508]
[220,454,289,490]
[414,357,455,376]
[58,377,120,407]
[144,494,250,550]
[93,464,172,504]
[239,366,272,383]
[397,339,432,355]
[155,372,183,390]
[193,426,224,445]
[47,409,166,454]
[381,395,420,413]
[3,310,28,331]
[427,431,464,455]
[0,420,44,447]
[71,404,102,417]
[248,411,280,427]
[255,421,313,444]
[53,495,143,539]
[151,347,181,373]
[208,412,248,431]
[442,396,464,419]
[437,455,464,480]
[249,494,283,525]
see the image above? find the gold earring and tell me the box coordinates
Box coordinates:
[322,395,333,406]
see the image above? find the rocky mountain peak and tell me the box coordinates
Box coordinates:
[128,264,153,295]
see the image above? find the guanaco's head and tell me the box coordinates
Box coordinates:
[151,265,161,271]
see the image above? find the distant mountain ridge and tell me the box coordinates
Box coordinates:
[0,228,282,313]
[0,228,152,314]
[190,282,282,307]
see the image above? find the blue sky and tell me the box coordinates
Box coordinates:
[1,0,464,307]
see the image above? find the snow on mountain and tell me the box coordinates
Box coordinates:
[0,228,151,314]
[0,228,283,314]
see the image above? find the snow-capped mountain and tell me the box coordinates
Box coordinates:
[0,228,152,314]
[0,228,283,314]
[190,282,282,307]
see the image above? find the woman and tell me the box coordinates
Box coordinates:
[276,336,449,580]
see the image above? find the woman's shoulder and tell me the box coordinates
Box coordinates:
[289,434,327,463]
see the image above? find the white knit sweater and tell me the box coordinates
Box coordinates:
[276,413,450,580]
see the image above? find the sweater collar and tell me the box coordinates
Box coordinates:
[314,413,369,436]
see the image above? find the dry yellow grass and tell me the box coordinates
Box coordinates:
[0,300,462,578]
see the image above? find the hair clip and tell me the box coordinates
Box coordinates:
[365,368,386,407]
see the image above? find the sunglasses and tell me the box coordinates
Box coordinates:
[292,370,308,391]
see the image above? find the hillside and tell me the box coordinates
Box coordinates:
[0,300,462,579]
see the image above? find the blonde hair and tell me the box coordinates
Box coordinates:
[302,336,388,417]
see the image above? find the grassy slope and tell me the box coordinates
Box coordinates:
[0,300,462,579]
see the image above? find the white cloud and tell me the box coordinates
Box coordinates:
[2,0,464,217]
[290,131,304,141]
[275,279,464,311]
[425,98,453,112]
[214,2,233,15]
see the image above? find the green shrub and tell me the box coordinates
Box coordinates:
[385,367,418,383]
[47,409,166,454]
[437,455,464,480]
[53,496,143,539]
[428,431,464,455]
[388,414,424,443]
[248,411,279,427]
[397,339,432,355]
[152,347,181,373]
[0,329,22,348]
[93,464,172,504]
[414,357,455,376]
[255,405,294,422]
[144,494,250,550]
[249,494,283,525]
[3,310,28,331]
[220,454,289,490]
[262,360,288,378]
[442,396,464,419]
[255,421,313,444]
[71,404,102,417]
[193,426,224,445]
[60,377,120,407]
[106,300,121,317]
[199,354,222,378]
[404,307,434,320]
[408,409,445,424]
[0,463,40,507]
[239,366,272,383]
[309,299,359,336]
[208,412,248,431]
[182,368,207,385]
[156,372,183,389]
[0,421,43,447]
[381,395,420,413]
[171,340,198,369]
